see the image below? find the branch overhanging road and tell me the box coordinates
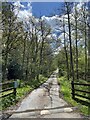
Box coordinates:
[9,70,83,118]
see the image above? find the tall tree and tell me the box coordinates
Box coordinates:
[74,3,79,80]
[65,2,75,98]
[63,17,69,80]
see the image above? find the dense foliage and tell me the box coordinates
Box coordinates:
[2,2,56,83]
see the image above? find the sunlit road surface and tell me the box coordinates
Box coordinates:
[10,70,83,119]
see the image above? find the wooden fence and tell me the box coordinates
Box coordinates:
[0,81,18,99]
[71,82,90,106]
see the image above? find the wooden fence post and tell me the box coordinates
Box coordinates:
[14,88,16,97]
[14,80,18,101]
[71,81,75,99]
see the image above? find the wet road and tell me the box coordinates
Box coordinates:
[10,70,83,118]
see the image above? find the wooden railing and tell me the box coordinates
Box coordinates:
[71,82,90,106]
[0,81,18,99]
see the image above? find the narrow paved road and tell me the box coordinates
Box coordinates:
[10,70,84,119]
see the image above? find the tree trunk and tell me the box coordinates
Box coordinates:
[4,26,11,80]
[75,4,79,80]
[87,2,90,115]
[66,2,75,98]
[22,34,27,71]
[83,5,88,81]
[39,21,44,74]
[63,17,69,80]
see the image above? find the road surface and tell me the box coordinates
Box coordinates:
[9,70,85,119]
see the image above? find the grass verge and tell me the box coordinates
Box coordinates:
[58,76,88,116]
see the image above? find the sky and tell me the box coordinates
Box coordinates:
[19,2,64,18]
[31,2,64,17]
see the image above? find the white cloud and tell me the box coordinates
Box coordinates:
[77,2,84,10]
[13,1,32,22]
[17,10,32,20]
[47,34,52,39]
[27,2,32,14]
[41,15,62,30]
[52,33,57,39]
[41,15,63,39]
[13,1,25,8]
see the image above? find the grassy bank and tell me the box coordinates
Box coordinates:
[0,75,47,110]
[58,76,88,116]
